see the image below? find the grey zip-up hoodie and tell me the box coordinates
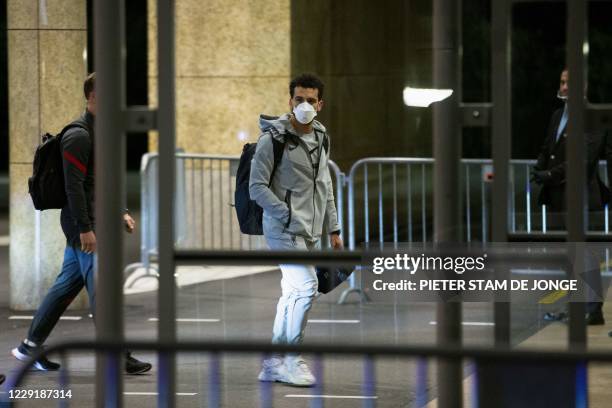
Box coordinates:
[249,113,340,241]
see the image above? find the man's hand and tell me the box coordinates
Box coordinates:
[124,213,136,234]
[80,231,97,254]
[530,170,553,185]
[330,233,344,250]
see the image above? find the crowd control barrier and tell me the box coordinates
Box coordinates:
[339,157,610,303]
[124,153,610,300]
[124,153,345,287]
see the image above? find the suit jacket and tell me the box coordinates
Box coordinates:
[534,107,611,212]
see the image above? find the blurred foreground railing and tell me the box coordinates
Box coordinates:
[3,340,610,408]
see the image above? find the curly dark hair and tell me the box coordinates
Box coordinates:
[289,73,324,100]
[84,72,96,99]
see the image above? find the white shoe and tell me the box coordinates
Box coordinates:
[283,356,316,387]
[258,357,287,382]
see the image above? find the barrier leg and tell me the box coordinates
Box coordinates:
[124,263,160,289]
[124,263,145,289]
[338,269,370,304]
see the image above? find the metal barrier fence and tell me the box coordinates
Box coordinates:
[3,339,610,408]
[124,153,345,287]
[347,158,610,247]
[125,153,610,294]
[340,157,611,303]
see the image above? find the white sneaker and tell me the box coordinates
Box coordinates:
[258,357,287,382]
[283,356,316,387]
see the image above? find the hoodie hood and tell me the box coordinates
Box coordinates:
[259,113,326,139]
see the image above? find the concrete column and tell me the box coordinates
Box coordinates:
[8,0,88,310]
[147,0,290,154]
[146,0,290,251]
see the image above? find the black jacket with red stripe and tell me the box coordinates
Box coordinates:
[60,110,95,248]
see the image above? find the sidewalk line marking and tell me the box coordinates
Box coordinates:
[147,318,220,323]
[124,392,197,396]
[429,321,494,326]
[308,319,360,324]
[285,395,378,399]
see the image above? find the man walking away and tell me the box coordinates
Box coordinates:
[11,73,151,374]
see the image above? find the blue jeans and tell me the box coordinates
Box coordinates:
[28,246,95,345]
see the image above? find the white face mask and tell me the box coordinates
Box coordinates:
[293,102,317,124]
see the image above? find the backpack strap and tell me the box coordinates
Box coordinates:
[265,127,286,187]
[58,119,89,141]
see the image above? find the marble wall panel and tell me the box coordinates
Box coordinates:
[174,76,288,154]
[39,30,88,134]
[150,76,289,153]
[38,0,87,30]
[148,0,291,154]
[7,0,38,29]
[147,0,158,79]
[175,0,289,77]
[8,31,40,164]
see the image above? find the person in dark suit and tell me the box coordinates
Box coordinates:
[532,68,612,325]
[532,69,611,213]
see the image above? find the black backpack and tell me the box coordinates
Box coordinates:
[234,132,285,235]
[234,126,329,235]
[28,121,88,210]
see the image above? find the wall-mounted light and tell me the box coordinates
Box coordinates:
[403,87,453,107]
[583,41,590,56]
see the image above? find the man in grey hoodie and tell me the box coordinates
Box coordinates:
[249,73,343,386]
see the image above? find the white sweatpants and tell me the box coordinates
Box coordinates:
[265,232,319,346]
